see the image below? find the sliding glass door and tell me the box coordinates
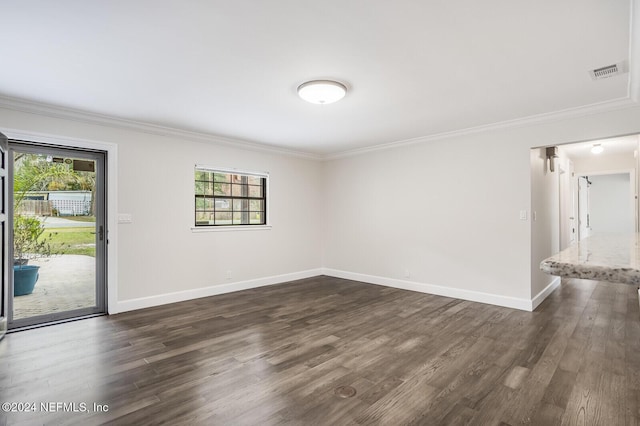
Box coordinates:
[8,141,107,329]
[0,133,8,339]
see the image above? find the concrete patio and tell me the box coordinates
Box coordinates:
[13,254,95,320]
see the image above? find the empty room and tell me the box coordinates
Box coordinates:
[1,1,640,425]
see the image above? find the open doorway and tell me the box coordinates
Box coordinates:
[557,135,639,248]
[530,134,640,307]
[576,172,634,239]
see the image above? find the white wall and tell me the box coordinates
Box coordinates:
[323,106,640,309]
[588,173,633,234]
[323,134,531,305]
[5,103,640,313]
[556,147,574,250]
[530,148,560,298]
[0,107,323,312]
[572,152,635,174]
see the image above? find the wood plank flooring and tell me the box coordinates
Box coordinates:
[0,275,638,425]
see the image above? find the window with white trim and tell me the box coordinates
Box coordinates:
[194,167,268,227]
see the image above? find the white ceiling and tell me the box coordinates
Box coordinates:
[560,135,639,159]
[0,1,634,156]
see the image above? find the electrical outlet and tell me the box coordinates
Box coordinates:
[226,270,232,280]
[404,269,411,279]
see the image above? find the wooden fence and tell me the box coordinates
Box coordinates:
[15,199,91,216]
[15,200,53,216]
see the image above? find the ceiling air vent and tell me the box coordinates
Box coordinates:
[589,62,627,80]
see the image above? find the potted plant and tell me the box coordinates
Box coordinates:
[13,215,59,296]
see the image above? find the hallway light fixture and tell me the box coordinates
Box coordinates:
[297,80,347,104]
[591,144,604,154]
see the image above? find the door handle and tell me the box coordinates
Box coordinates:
[98,226,104,241]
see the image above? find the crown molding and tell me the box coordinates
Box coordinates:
[1,95,638,164]
[0,95,323,161]
[324,97,638,160]
[1,94,637,163]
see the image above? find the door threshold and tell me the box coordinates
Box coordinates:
[8,313,107,333]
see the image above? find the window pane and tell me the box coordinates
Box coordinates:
[232,184,248,197]
[196,198,215,210]
[195,170,210,181]
[214,173,230,183]
[231,174,245,184]
[195,181,205,195]
[248,185,262,198]
[214,198,231,211]
[233,212,247,225]
[195,181,213,195]
[196,211,214,225]
[201,182,214,196]
[214,183,231,196]
[249,200,263,211]
[215,212,232,225]
[247,176,262,185]
[249,212,264,224]
[233,199,248,211]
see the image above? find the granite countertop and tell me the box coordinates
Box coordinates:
[540,233,640,285]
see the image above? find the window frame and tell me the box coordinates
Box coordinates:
[193,165,270,231]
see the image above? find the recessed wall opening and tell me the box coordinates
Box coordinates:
[530,134,640,300]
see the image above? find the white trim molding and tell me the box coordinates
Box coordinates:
[324,97,637,160]
[0,95,322,161]
[191,225,272,232]
[112,268,323,314]
[322,268,558,312]
[112,269,560,315]
[531,277,562,311]
[1,94,638,162]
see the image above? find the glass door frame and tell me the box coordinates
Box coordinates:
[0,132,8,339]
[7,140,107,329]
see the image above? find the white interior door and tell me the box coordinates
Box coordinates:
[578,176,590,240]
[569,162,577,245]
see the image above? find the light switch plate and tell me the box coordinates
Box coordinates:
[118,213,133,224]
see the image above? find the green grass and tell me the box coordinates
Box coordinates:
[41,227,96,257]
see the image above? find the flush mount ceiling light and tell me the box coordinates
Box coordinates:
[591,144,604,154]
[297,80,347,104]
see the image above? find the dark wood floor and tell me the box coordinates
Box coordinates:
[0,276,638,425]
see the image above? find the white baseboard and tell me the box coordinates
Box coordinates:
[110,268,323,314]
[531,277,561,310]
[322,268,540,311]
[111,268,561,315]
